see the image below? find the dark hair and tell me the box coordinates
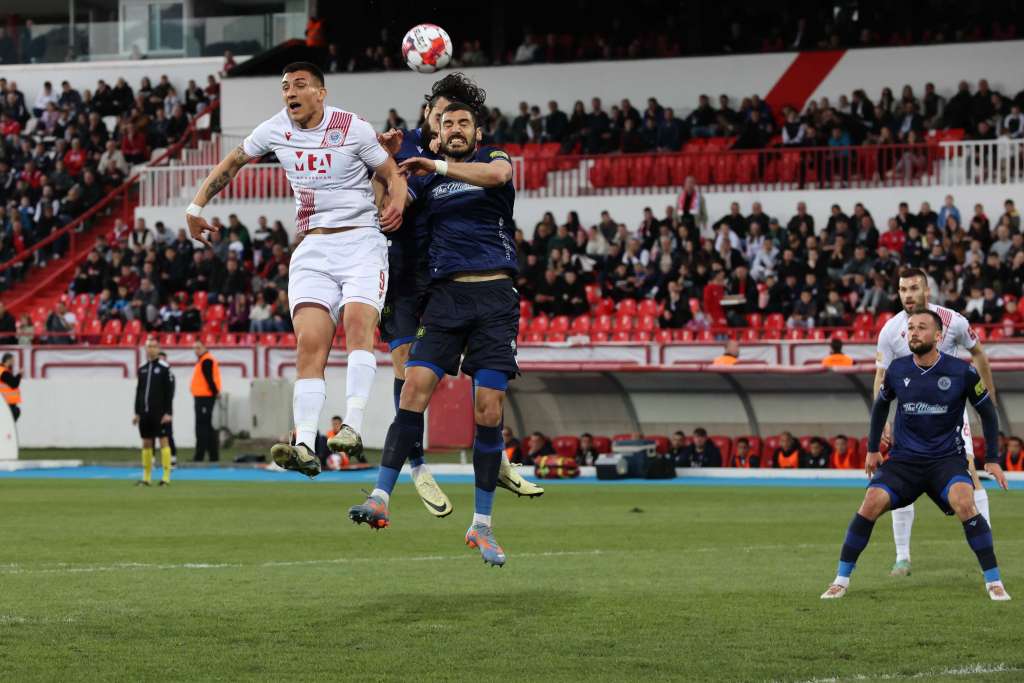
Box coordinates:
[426,72,486,115]
[830,337,843,353]
[282,62,325,86]
[910,307,944,331]
[441,101,479,127]
[673,430,685,438]
[835,433,848,440]
[899,267,927,282]
[736,437,749,446]
[1,353,12,363]
[693,428,708,437]
[581,432,593,439]
[1009,436,1023,446]
[331,415,342,421]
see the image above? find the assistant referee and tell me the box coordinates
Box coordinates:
[134,337,174,486]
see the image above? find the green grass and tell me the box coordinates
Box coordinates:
[1,480,1022,682]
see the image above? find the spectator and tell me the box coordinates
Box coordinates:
[44,302,76,344]
[819,292,848,329]
[732,437,757,467]
[822,337,854,367]
[667,431,688,462]
[830,434,858,469]
[576,433,601,465]
[772,431,804,468]
[712,339,740,365]
[522,431,555,466]
[16,313,34,345]
[543,100,568,143]
[804,437,831,468]
[0,302,15,344]
[937,194,961,232]
[1003,436,1024,471]
[502,426,523,464]
[678,428,722,467]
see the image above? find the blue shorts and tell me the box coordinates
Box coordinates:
[869,455,973,515]
[379,253,431,351]
[408,278,520,381]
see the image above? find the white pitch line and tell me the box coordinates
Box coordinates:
[792,662,1023,682]
[0,549,607,576]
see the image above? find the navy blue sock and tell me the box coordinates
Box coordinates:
[374,409,424,495]
[836,513,875,579]
[473,424,503,520]
[395,377,426,468]
[963,514,1000,582]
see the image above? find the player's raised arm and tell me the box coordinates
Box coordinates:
[401,153,511,189]
[185,145,254,247]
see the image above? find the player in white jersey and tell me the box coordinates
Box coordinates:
[874,268,998,577]
[185,62,407,476]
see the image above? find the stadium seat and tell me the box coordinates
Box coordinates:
[710,436,733,465]
[589,331,609,342]
[206,304,226,321]
[158,332,177,346]
[616,299,637,316]
[102,319,123,336]
[180,333,197,346]
[648,435,670,454]
[570,315,591,335]
[761,435,781,467]
[518,317,530,335]
[808,328,827,340]
[552,435,580,458]
[519,300,533,319]
[765,313,785,330]
[798,435,814,452]
[527,331,545,343]
[697,329,714,342]
[853,312,874,331]
[193,291,209,310]
[546,332,566,342]
[762,328,782,340]
[745,313,762,328]
[259,333,277,346]
[550,315,571,333]
[673,329,693,341]
[202,332,219,346]
[100,332,119,346]
[638,299,662,317]
[591,436,612,455]
[202,319,224,333]
[83,319,103,343]
[631,331,651,342]
[594,298,615,315]
[614,314,634,332]
[852,328,872,342]
[584,284,601,304]
[593,314,613,333]
[612,433,633,443]
[785,329,803,340]
[528,315,550,334]
[282,333,296,346]
[611,330,631,342]
[654,329,673,344]
[121,333,138,347]
[874,312,894,332]
[124,319,143,335]
[636,314,657,332]
[741,328,759,341]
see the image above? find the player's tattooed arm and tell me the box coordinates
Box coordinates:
[187,145,253,246]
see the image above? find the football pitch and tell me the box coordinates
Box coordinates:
[1,477,1022,682]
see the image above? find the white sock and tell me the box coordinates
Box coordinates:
[345,349,376,434]
[370,488,390,505]
[974,487,991,526]
[473,513,492,527]
[892,504,915,562]
[833,575,850,587]
[293,378,326,450]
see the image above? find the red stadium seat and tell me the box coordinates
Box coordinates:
[785,329,804,340]
[158,332,177,346]
[614,313,634,332]
[202,332,220,346]
[589,331,609,342]
[193,291,209,310]
[526,331,544,343]
[874,312,893,332]
[710,436,733,465]
[636,314,657,332]
[121,333,138,347]
[616,299,637,315]
[100,332,119,346]
[762,328,782,340]
[673,329,693,341]
[611,330,631,342]
[654,329,673,344]
[593,314,613,333]
[973,436,986,463]
[180,333,197,346]
[761,435,781,467]
[745,313,762,328]
[648,435,670,454]
[546,332,566,342]
[519,300,533,319]
[798,435,814,452]
[638,299,662,317]
[584,284,601,304]
[852,328,872,342]
[552,435,580,458]
[550,315,571,333]
[124,319,143,335]
[591,436,612,454]
[202,318,224,333]
[259,333,278,346]
[631,331,651,342]
[697,329,714,342]
[808,328,827,340]
[570,315,591,335]
[206,304,226,321]
[765,313,785,330]
[239,333,258,345]
[612,433,633,443]
[742,328,759,341]
[528,316,550,334]
[102,319,123,336]
[594,298,615,315]
[83,319,103,343]
[853,312,874,331]
[518,317,530,335]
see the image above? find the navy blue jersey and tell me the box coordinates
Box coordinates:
[391,128,438,252]
[411,146,516,280]
[879,353,990,460]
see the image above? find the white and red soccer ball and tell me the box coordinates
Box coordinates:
[402,24,453,73]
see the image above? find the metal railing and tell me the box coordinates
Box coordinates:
[139,163,294,207]
[939,138,1024,185]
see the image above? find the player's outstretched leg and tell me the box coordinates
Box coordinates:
[497,449,546,498]
[395,372,452,517]
[889,503,914,576]
[947,482,1010,601]
[974,486,991,526]
[328,303,380,463]
[465,421,506,567]
[822,487,889,598]
[349,408,424,529]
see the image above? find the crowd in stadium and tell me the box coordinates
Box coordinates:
[504,427,1024,471]
[387,78,1024,153]
[0,72,220,289]
[323,7,1020,73]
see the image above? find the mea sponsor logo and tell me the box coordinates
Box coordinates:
[901,401,949,415]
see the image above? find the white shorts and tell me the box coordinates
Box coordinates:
[288,228,389,324]
[962,407,975,457]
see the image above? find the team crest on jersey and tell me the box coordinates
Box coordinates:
[938,376,951,390]
[327,129,343,146]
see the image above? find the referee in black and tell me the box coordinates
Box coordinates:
[134,337,175,486]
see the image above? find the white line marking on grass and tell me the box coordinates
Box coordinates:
[0,549,606,575]
[793,662,1023,682]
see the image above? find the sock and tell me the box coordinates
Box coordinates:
[160,446,172,482]
[141,447,153,483]
[396,377,426,468]
[963,513,1000,583]
[834,513,876,586]
[373,408,424,500]
[472,424,503,527]
[345,350,376,434]
[891,503,914,562]
[293,378,326,450]
[974,487,991,526]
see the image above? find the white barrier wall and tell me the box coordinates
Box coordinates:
[220,41,1024,134]
[3,57,228,106]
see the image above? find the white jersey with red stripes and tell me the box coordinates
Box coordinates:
[875,303,977,370]
[241,106,389,235]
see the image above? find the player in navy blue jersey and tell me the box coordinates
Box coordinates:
[821,310,1010,601]
[350,102,521,566]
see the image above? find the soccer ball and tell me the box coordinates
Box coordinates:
[402,24,453,73]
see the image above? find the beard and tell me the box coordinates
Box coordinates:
[440,134,474,160]
[909,340,934,355]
